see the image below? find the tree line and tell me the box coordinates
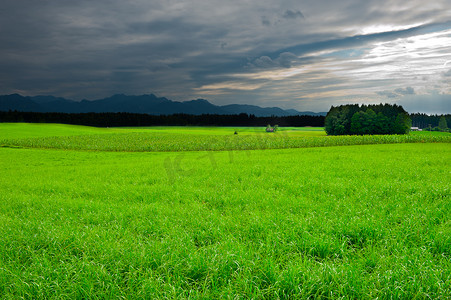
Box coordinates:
[1,109,449,130]
[410,113,451,131]
[325,104,412,135]
[0,111,325,127]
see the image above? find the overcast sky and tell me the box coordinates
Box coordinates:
[1,0,451,113]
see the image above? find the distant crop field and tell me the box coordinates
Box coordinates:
[1,123,326,138]
[0,122,119,139]
[0,123,450,299]
[1,123,449,152]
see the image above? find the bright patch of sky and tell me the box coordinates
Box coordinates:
[195,26,451,113]
[358,23,425,35]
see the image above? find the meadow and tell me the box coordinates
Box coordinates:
[1,123,449,152]
[0,123,450,299]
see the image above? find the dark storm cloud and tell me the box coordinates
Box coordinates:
[395,87,415,95]
[238,22,450,76]
[272,23,444,58]
[377,91,398,98]
[378,87,415,98]
[251,52,298,69]
[1,0,450,113]
[0,0,234,99]
[282,9,304,20]
[261,16,271,26]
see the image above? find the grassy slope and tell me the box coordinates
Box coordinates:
[1,143,450,298]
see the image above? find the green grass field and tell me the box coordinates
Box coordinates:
[0,123,450,299]
[1,123,449,152]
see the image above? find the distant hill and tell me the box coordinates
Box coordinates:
[0,93,326,117]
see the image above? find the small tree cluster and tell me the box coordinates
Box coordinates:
[325,103,411,135]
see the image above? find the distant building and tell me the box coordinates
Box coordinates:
[410,127,421,131]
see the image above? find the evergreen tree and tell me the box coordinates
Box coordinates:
[438,116,448,131]
[375,112,389,134]
[350,111,364,134]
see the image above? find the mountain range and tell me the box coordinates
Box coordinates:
[0,93,326,117]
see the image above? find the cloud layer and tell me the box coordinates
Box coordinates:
[1,0,450,113]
